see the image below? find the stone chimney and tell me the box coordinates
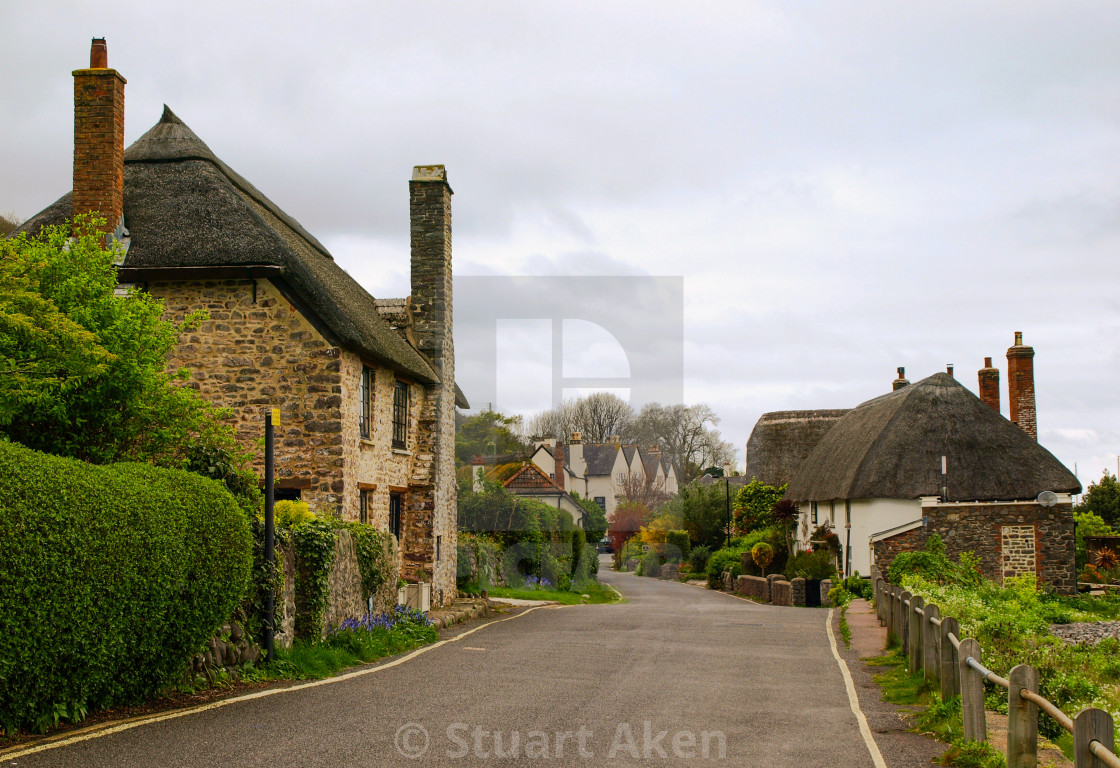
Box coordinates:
[1007,331,1037,440]
[73,38,126,238]
[554,442,566,490]
[892,367,909,391]
[978,357,1000,414]
[408,165,456,598]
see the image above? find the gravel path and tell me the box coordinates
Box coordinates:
[1051,620,1120,645]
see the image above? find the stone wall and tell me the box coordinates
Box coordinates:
[791,577,806,607]
[872,501,1076,593]
[151,278,346,513]
[771,580,793,606]
[735,575,768,601]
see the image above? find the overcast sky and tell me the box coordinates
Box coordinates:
[4,2,1120,487]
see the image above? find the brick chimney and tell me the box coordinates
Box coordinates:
[978,357,1000,414]
[946,363,954,378]
[1007,331,1037,440]
[554,442,566,490]
[892,366,909,391]
[73,38,126,238]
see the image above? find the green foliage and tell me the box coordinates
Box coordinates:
[688,545,711,573]
[829,584,853,608]
[751,542,775,574]
[638,549,662,578]
[665,529,690,562]
[341,523,395,603]
[1073,510,1115,570]
[706,546,748,588]
[0,440,251,733]
[570,528,587,576]
[733,480,786,533]
[1076,470,1120,528]
[244,516,286,646]
[571,492,608,544]
[677,482,730,549]
[274,500,316,529]
[785,549,835,580]
[456,533,502,589]
[842,573,874,599]
[454,409,527,466]
[290,518,336,641]
[888,534,981,587]
[0,216,242,468]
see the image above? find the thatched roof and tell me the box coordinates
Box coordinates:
[786,373,1080,502]
[746,409,849,487]
[17,106,442,386]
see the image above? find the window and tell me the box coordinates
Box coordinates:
[389,492,402,539]
[829,500,835,525]
[436,535,442,562]
[392,380,409,449]
[359,366,373,439]
[359,489,370,524]
[594,496,606,510]
[811,502,818,525]
[275,488,302,502]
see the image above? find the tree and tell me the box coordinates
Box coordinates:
[607,500,650,553]
[629,402,735,481]
[525,391,634,443]
[455,409,528,466]
[0,216,243,467]
[770,499,799,557]
[571,492,608,544]
[1076,471,1120,528]
[733,480,787,533]
[0,213,19,237]
[676,481,728,549]
[752,542,774,577]
[617,471,674,511]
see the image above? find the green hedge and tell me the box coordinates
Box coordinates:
[0,440,251,732]
[665,530,690,562]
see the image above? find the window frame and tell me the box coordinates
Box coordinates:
[359,365,374,440]
[392,380,409,449]
[389,492,402,540]
[359,488,370,524]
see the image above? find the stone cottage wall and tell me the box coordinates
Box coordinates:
[873,501,1076,593]
[151,278,345,514]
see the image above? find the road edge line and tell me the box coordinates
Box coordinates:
[0,605,548,762]
[827,607,889,768]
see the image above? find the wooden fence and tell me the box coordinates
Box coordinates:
[874,577,1120,768]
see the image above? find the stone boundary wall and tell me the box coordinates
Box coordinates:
[771,580,793,606]
[791,577,806,606]
[820,578,833,606]
[735,575,768,601]
[872,501,1076,593]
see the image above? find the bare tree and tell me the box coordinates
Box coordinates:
[0,213,21,237]
[525,391,634,443]
[630,402,733,482]
[617,471,673,510]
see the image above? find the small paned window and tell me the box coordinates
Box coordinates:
[392,381,409,449]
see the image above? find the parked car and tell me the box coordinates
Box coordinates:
[598,537,614,554]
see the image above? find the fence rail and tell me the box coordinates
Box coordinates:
[874,577,1120,768]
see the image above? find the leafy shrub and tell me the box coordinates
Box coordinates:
[275,500,315,529]
[689,545,711,573]
[290,518,337,641]
[341,522,396,607]
[842,573,873,600]
[665,530,691,562]
[888,534,981,587]
[639,549,662,578]
[751,542,775,575]
[707,547,747,588]
[570,528,588,576]
[0,440,252,733]
[1074,510,1115,571]
[785,550,835,580]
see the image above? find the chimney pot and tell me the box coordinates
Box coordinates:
[1014,331,1023,346]
[90,38,108,68]
[984,356,992,367]
[947,364,954,378]
[892,366,910,391]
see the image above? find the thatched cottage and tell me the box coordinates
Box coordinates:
[17,40,466,605]
[785,361,1080,592]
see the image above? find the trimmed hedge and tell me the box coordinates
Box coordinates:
[665,530,690,562]
[0,440,251,732]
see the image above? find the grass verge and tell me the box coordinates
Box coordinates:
[871,649,1006,768]
[484,579,620,605]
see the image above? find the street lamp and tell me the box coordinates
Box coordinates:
[723,461,731,550]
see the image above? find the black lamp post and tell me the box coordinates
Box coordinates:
[723,461,731,550]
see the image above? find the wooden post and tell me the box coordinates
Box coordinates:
[877,579,885,623]
[959,638,986,743]
[1007,664,1038,768]
[884,585,895,641]
[908,595,925,673]
[940,616,961,701]
[899,591,912,655]
[1074,708,1114,768]
[923,604,940,686]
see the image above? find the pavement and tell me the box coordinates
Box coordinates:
[6,563,948,767]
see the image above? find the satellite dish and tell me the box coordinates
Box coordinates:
[1037,491,1059,508]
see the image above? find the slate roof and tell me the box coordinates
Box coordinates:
[18,106,449,389]
[785,373,1081,502]
[582,444,622,475]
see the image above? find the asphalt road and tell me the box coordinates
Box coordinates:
[11,563,888,767]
